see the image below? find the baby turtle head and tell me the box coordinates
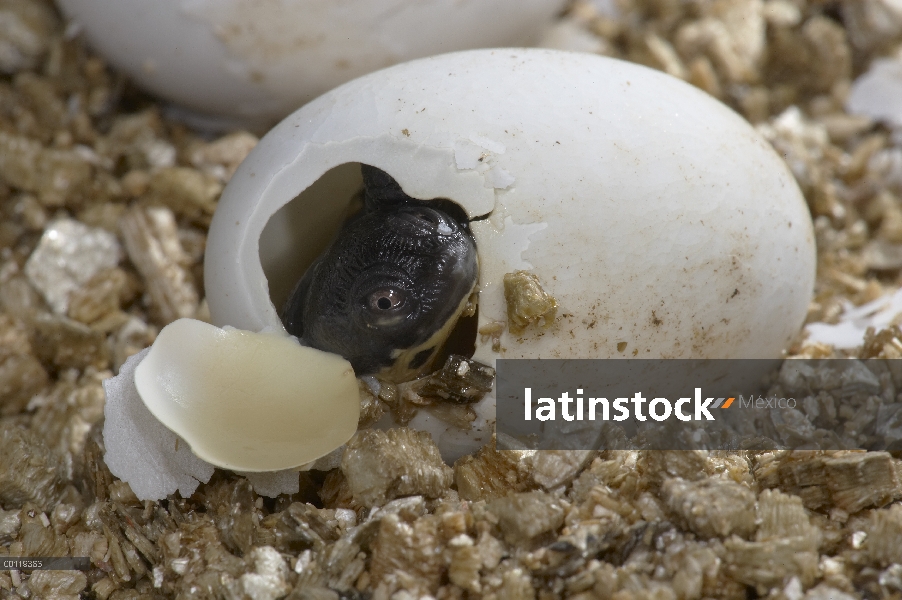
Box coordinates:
[361,163,410,211]
[282,166,478,381]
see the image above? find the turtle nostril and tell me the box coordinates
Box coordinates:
[404,207,458,235]
[415,210,438,225]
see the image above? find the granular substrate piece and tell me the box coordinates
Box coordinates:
[340,428,453,508]
[24,218,121,314]
[0,421,66,510]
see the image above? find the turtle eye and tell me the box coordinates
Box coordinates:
[368,288,405,312]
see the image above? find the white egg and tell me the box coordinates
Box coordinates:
[55,0,567,128]
[202,48,816,462]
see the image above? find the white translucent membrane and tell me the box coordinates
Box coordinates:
[133,318,359,472]
[805,287,902,349]
[103,348,215,500]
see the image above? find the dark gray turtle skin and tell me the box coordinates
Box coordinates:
[281,165,478,381]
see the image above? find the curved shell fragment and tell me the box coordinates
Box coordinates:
[134,318,359,472]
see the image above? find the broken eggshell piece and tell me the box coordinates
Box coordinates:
[133,318,359,472]
[103,347,307,500]
[205,48,816,461]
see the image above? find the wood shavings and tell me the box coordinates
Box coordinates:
[503,270,558,335]
[662,477,757,539]
[340,429,453,508]
[119,206,199,325]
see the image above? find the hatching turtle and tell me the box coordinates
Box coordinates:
[281,165,479,382]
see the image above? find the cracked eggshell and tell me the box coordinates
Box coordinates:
[133,318,359,472]
[204,48,816,460]
[55,0,566,128]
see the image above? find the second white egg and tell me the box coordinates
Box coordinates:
[56,0,567,128]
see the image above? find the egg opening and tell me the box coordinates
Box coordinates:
[260,162,485,381]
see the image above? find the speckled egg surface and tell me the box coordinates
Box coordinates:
[204,48,816,458]
[55,0,567,128]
